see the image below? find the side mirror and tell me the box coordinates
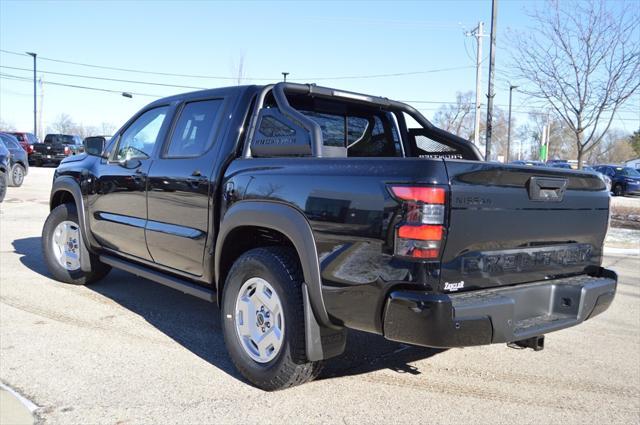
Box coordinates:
[84,137,105,157]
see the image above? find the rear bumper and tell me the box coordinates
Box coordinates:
[383,268,617,348]
[31,152,65,163]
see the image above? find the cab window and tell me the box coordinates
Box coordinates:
[113,106,169,161]
[165,100,223,158]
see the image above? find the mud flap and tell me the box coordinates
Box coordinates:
[303,283,347,361]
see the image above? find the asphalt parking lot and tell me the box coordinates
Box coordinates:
[1,167,639,424]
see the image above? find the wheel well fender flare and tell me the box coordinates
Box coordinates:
[49,176,94,272]
[215,200,333,328]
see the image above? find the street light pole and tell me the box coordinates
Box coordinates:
[26,52,37,137]
[282,72,289,82]
[506,84,518,162]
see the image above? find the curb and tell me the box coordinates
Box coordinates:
[603,247,640,256]
[0,382,38,425]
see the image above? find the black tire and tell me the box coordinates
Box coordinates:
[613,184,623,197]
[221,247,322,391]
[0,170,6,203]
[42,203,111,285]
[8,163,25,187]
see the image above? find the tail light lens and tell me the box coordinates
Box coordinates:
[64,146,70,155]
[390,185,446,260]
[27,145,34,154]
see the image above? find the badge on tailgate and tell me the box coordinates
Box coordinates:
[527,177,567,202]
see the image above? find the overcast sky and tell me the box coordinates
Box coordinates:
[0,0,638,137]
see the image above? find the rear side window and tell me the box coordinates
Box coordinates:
[166,99,224,158]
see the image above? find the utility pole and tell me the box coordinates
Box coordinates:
[467,21,486,148]
[26,52,37,137]
[506,84,518,162]
[485,0,498,161]
[282,72,289,82]
[38,78,44,141]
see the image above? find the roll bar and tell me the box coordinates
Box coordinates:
[243,82,482,160]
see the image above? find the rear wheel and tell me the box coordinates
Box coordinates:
[8,164,25,187]
[42,203,111,285]
[221,247,322,391]
[0,170,6,202]
[613,184,623,197]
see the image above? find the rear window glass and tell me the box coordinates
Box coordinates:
[299,111,401,157]
[10,133,26,142]
[166,99,224,158]
[45,134,76,144]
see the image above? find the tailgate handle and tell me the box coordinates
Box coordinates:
[527,177,567,202]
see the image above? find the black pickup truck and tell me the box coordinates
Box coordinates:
[32,134,84,166]
[43,83,616,390]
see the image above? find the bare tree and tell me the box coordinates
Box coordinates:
[585,129,635,164]
[100,122,117,136]
[49,113,75,134]
[433,94,514,160]
[0,119,16,131]
[509,0,640,168]
[432,92,475,140]
[526,112,578,160]
[231,53,246,86]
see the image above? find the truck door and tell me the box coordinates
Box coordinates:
[90,106,171,261]
[145,98,227,276]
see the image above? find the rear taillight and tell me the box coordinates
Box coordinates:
[64,146,70,155]
[27,145,33,154]
[390,185,446,260]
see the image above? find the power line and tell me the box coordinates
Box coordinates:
[2,71,636,120]
[0,49,474,81]
[0,73,160,97]
[0,65,207,90]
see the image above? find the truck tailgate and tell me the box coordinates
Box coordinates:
[441,160,609,292]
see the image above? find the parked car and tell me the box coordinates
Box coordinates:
[547,160,572,169]
[510,160,546,167]
[8,132,38,164]
[0,141,8,202]
[32,134,84,166]
[0,133,29,187]
[583,165,612,191]
[42,83,617,390]
[593,164,640,196]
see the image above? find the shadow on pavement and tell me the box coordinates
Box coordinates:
[12,236,443,384]
[12,237,50,277]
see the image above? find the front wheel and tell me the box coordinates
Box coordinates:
[613,184,623,197]
[0,170,6,202]
[8,164,25,187]
[221,247,322,391]
[42,203,111,285]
